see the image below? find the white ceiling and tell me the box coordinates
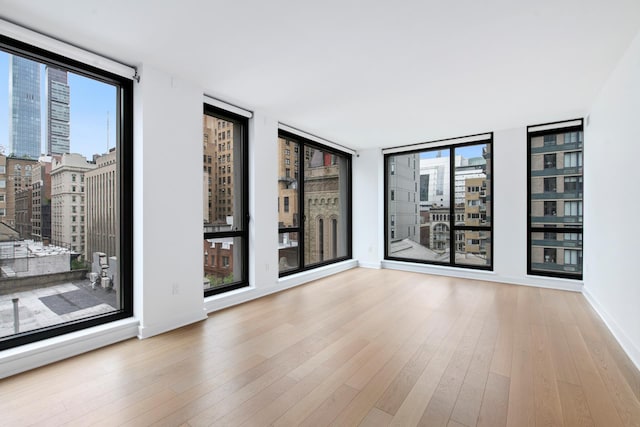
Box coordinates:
[1,0,639,150]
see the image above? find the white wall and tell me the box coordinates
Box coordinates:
[352,148,383,268]
[583,29,640,369]
[133,65,208,338]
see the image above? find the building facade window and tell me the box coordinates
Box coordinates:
[277,131,352,276]
[0,33,133,350]
[528,119,583,279]
[384,134,493,270]
[543,177,556,193]
[202,104,249,295]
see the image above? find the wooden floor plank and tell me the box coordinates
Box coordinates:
[530,322,564,427]
[477,372,510,427]
[359,408,394,427]
[505,287,536,427]
[449,318,499,426]
[584,336,640,427]
[557,380,595,427]
[563,323,625,427]
[299,384,359,426]
[387,285,493,427]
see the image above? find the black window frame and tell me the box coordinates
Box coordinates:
[278,130,353,277]
[527,118,584,280]
[383,133,494,271]
[203,104,250,296]
[0,34,134,351]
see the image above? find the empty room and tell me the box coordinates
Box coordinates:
[1,1,639,426]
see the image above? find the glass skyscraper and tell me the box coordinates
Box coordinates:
[46,66,70,155]
[9,55,41,159]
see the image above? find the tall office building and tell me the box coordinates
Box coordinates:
[277,136,299,229]
[420,153,450,208]
[85,149,117,261]
[31,157,54,242]
[387,153,420,243]
[9,55,41,159]
[5,157,38,227]
[50,153,96,254]
[203,115,235,226]
[46,66,70,155]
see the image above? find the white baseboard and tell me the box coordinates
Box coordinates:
[381,260,583,292]
[582,289,640,372]
[0,318,139,379]
[137,311,207,339]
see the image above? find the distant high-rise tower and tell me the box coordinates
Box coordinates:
[46,66,70,155]
[9,55,41,159]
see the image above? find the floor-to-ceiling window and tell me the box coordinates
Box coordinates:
[528,119,583,279]
[384,133,493,270]
[202,104,249,295]
[0,34,133,350]
[278,130,352,276]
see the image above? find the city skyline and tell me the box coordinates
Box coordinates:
[0,50,117,159]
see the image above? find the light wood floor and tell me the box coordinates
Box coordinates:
[2,268,640,426]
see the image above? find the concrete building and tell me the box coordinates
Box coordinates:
[0,239,70,278]
[203,115,236,226]
[31,157,54,242]
[203,238,234,288]
[276,135,299,268]
[277,135,299,229]
[203,114,242,285]
[14,187,32,239]
[426,206,465,254]
[8,55,41,159]
[454,158,485,205]
[303,147,346,265]
[45,66,70,155]
[5,157,38,227]
[50,153,96,254]
[387,153,420,243]
[530,131,584,275]
[462,176,488,259]
[0,155,6,221]
[420,153,449,209]
[85,149,117,261]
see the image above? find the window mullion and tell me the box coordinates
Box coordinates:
[449,147,456,265]
[298,142,305,270]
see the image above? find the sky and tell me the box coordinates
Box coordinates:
[420,144,486,160]
[0,49,117,160]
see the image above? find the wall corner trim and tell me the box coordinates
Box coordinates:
[137,311,207,339]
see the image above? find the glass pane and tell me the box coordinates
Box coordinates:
[203,237,244,291]
[203,114,243,231]
[531,196,583,225]
[388,150,447,262]
[303,147,349,266]
[456,230,491,266]
[530,132,583,221]
[455,144,491,227]
[0,50,121,339]
[530,232,583,276]
[278,232,299,273]
[277,137,299,228]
